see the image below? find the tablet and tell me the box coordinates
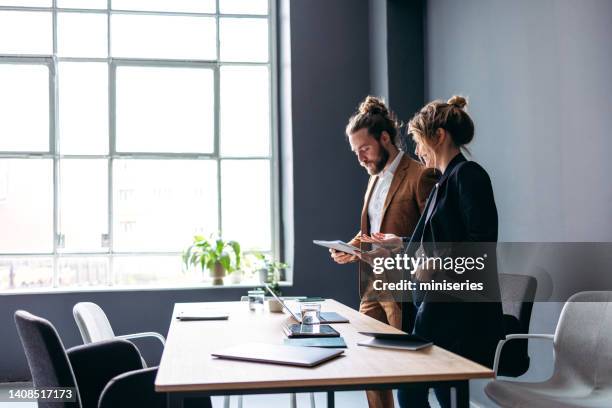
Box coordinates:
[313,240,360,256]
[283,324,340,338]
[357,332,433,351]
[359,332,429,342]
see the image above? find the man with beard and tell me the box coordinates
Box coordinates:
[329,96,437,408]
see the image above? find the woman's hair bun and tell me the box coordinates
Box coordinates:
[447,95,467,109]
[359,96,389,116]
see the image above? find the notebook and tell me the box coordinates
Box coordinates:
[211,342,344,367]
[176,310,229,321]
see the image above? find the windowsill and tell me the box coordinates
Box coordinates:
[0,280,293,296]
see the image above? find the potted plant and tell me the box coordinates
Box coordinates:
[252,253,288,312]
[253,252,288,286]
[183,235,241,286]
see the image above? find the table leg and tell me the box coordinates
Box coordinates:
[327,391,335,408]
[453,381,469,408]
[167,393,182,408]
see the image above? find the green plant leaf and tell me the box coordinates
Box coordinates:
[228,240,241,268]
[182,245,193,267]
[219,253,231,272]
[216,239,224,255]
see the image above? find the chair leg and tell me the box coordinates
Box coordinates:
[309,392,316,408]
[223,395,230,408]
[290,393,297,408]
[238,395,243,408]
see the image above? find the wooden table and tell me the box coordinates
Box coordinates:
[155,300,493,407]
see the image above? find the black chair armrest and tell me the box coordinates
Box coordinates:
[100,367,213,408]
[99,367,166,408]
[67,339,144,408]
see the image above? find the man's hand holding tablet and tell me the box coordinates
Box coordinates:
[313,240,361,264]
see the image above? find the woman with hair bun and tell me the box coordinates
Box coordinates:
[363,96,504,408]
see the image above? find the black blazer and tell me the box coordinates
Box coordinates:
[403,152,504,367]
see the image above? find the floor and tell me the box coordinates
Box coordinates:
[0,383,451,407]
[0,382,407,407]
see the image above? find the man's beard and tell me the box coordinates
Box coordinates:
[372,144,390,174]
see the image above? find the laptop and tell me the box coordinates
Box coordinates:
[263,284,349,324]
[212,342,344,367]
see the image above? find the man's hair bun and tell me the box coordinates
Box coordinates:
[359,96,389,116]
[346,96,399,146]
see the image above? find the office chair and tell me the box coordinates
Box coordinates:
[13,310,193,408]
[72,301,165,367]
[497,273,537,377]
[73,301,270,408]
[486,291,612,407]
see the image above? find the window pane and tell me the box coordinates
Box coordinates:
[116,66,214,153]
[0,257,53,291]
[0,11,52,55]
[220,18,268,62]
[0,159,53,253]
[58,62,108,155]
[58,256,109,287]
[0,0,50,5]
[221,160,270,251]
[0,64,49,152]
[220,0,268,15]
[220,66,270,156]
[113,255,200,287]
[112,0,215,13]
[111,14,216,60]
[113,160,218,252]
[59,159,108,252]
[58,0,107,9]
[58,13,107,57]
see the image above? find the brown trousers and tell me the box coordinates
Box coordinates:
[359,300,402,408]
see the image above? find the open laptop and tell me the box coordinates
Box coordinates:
[264,284,349,323]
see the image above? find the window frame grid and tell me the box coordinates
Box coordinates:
[0,0,280,289]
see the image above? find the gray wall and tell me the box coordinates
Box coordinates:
[425,0,612,405]
[0,0,372,381]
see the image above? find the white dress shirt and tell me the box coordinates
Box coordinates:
[367,151,404,234]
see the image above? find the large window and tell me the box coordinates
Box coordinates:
[0,0,277,291]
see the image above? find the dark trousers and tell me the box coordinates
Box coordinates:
[397,384,451,408]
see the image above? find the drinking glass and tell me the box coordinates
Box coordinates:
[248,289,265,311]
[300,302,321,324]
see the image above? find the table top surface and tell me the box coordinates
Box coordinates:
[155,299,493,393]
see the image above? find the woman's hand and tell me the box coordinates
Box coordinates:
[356,246,390,266]
[360,233,403,251]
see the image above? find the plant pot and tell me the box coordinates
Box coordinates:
[228,269,243,284]
[267,298,283,313]
[210,261,226,286]
[258,268,268,284]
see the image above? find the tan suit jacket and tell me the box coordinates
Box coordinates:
[350,154,437,247]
